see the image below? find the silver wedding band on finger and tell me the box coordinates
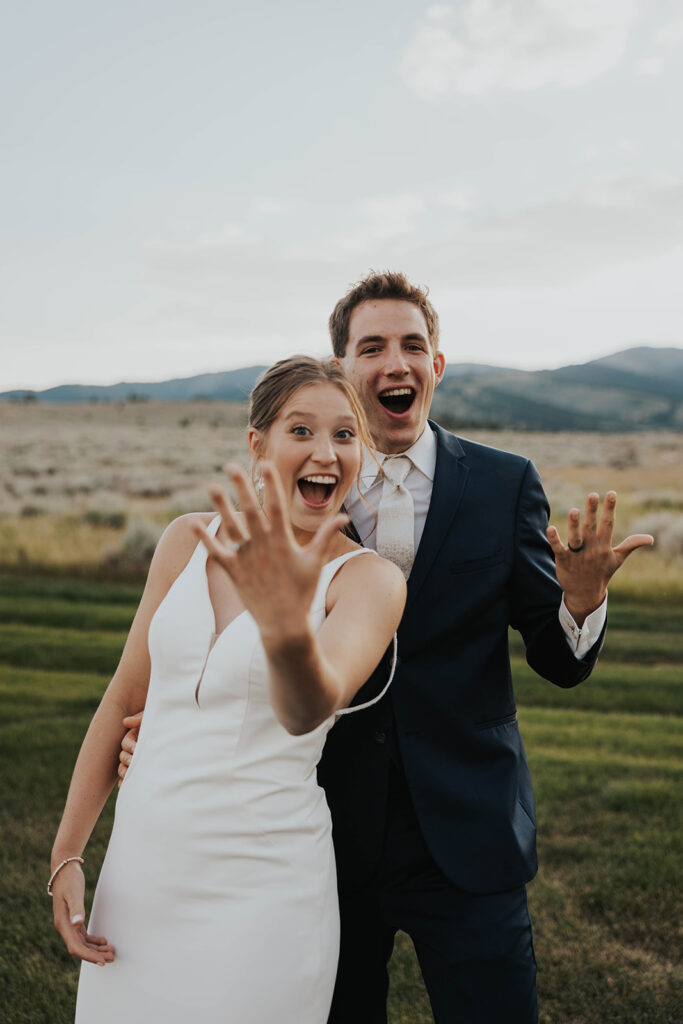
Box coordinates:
[232,539,247,553]
[568,541,585,553]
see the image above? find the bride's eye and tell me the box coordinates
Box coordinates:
[335,429,356,440]
[291,425,311,436]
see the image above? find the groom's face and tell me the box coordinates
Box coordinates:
[339,299,445,454]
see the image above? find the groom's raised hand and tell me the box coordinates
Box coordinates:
[546,491,654,627]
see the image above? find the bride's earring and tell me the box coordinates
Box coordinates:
[255,467,265,504]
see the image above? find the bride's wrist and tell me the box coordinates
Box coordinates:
[51,842,84,871]
[47,856,84,896]
[259,617,315,656]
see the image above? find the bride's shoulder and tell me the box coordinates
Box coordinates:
[151,512,216,568]
[361,550,406,590]
[138,513,216,610]
[162,511,215,544]
[332,548,406,611]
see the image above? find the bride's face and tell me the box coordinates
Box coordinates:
[251,382,361,537]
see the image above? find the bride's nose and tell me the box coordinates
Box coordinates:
[310,435,336,464]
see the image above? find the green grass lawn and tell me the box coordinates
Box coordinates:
[1,576,681,1023]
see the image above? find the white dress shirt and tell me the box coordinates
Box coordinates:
[345,425,606,659]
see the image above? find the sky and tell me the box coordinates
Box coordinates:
[2,0,683,390]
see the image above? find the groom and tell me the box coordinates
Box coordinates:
[317,271,652,1023]
[119,271,651,1022]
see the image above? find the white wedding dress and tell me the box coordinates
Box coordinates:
[75,517,393,1023]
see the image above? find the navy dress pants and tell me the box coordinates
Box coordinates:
[327,762,538,1024]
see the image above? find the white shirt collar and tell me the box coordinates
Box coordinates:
[359,424,437,493]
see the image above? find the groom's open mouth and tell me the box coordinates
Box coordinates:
[297,474,339,508]
[377,387,416,417]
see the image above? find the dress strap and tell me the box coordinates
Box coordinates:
[312,547,373,608]
[335,632,397,716]
[190,512,222,566]
[197,512,222,578]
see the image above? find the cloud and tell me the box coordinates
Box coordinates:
[636,56,663,76]
[636,12,683,75]
[438,185,474,211]
[331,192,428,253]
[433,246,683,368]
[253,197,292,216]
[8,174,682,388]
[407,172,683,288]
[400,0,644,98]
[426,5,452,21]
[581,145,602,162]
[90,171,681,385]
[192,223,258,248]
[652,14,683,49]
[144,173,683,319]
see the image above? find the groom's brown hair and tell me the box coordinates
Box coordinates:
[328,270,440,358]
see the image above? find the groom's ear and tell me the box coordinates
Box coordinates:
[433,351,446,387]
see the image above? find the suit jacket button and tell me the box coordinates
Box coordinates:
[374,731,387,744]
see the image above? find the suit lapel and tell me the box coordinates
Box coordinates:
[405,423,469,611]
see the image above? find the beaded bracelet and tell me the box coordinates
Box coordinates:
[47,856,84,896]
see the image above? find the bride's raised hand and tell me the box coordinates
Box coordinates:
[193,462,348,637]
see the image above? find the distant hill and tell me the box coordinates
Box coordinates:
[0,366,268,404]
[2,347,682,431]
[432,346,683,431]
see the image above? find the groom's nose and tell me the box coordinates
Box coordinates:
[383,344,410,376]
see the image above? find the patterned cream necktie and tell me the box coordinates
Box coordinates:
[376,456,414,578]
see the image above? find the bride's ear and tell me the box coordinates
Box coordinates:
[247,428,262,458]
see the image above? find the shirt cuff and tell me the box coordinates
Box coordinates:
[559,594,607,659]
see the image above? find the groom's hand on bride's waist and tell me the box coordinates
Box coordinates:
[117,711,143,787]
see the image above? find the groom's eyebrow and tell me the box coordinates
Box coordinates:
[354,332,427,346]
[354,334,389,348]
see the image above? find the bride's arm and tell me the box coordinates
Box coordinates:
[194,465,406,736]
[50,515,206,963]
[262,554,405,734]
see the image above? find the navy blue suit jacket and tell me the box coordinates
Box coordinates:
[318,422,604,895]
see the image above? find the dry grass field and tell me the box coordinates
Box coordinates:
[1,399,681,1022]
[1,399,681,593]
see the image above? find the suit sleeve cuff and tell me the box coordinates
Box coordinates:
[559,594,608,659]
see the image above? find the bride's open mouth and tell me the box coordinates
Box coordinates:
[377,387,416,416]
[297,474,339,508]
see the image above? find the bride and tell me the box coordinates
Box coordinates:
[49,356,406,1023]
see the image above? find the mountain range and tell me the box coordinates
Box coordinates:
[433,347,683,431]
[2,347,682,432]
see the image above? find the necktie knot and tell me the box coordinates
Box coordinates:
[381,456,411,488]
